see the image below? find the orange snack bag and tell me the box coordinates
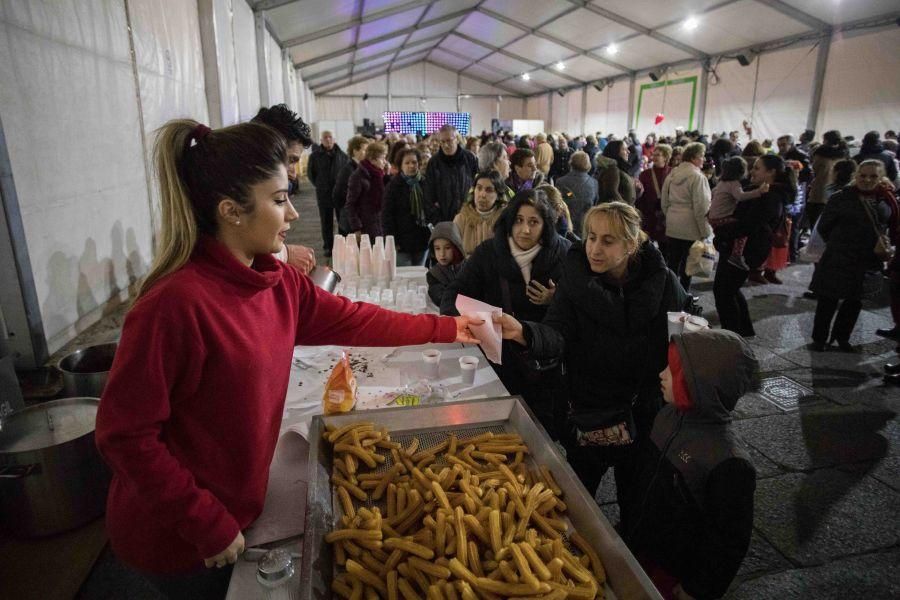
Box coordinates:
[323,351,358,415]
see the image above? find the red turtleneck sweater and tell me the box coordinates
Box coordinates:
[96,237,456,574]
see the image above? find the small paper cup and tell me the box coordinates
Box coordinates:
[459,356,479,385]
[422,349,441,379]
[667,311,688,337]
[683,315,709,332]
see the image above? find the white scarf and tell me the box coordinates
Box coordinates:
[509,237,542,283]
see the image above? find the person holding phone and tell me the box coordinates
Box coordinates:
[441,189,570,437]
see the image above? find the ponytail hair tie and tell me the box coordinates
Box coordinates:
[188,124,211,148]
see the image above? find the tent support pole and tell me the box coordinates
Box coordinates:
[580,84,587,135]
[627,74,636,131]
[807,31,832,133]
[697,60,709,132]
[255,11,270,106]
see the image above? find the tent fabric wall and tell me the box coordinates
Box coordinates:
[817,26,900,138]
[499,98,525,121]
[0,0,154,353]
[284,52,298,114]
[205,0,240,126]
[632,68,702,137]
[583,81,630,138]
[459,97,496,135]
[131,0,209,263]
[704,44,817,142]
[232,0,260,122]
[526,95,549,121]
[266,32,284,106]
[319,64,528,129]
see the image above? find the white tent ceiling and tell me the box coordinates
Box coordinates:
[253,0,900,97]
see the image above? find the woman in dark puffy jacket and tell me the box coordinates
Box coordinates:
[442,189,571,436]
[346,142,389,237]
[714,155,794,337]
[811,160,897,352]
[495,202,687,505]
[382,148,430,265]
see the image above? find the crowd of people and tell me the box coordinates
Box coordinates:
[94,102,899,600]
[303,120,898,366]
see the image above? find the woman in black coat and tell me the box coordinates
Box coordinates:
[382,148,430,265]
[713,154,794,337]
[346,142,389,238]
[495,202,687,505]
[811,160,894,351]
[441,190,571,436]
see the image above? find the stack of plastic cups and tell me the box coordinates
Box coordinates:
[332,235,345,276]
[360,234,371,252]
[345,238,359,280]
[385,235,397,281]
[373,243,387,286]
[359,242,372,279]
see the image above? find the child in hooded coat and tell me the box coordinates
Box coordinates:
[426,222,465,307]
[621,329,759,600]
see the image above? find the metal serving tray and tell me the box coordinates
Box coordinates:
[300,396,661,599]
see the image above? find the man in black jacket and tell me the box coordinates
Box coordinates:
[307,131,349,256]
[423,125,478,223]
[622,329,758,600]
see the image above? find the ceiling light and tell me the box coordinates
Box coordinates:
[555,61,565,70]
[605,44,618,56]
[521,73,530,81]
[683,16,699,31]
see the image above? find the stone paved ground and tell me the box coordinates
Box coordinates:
[76,182,900,599]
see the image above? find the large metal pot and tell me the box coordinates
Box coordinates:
[0,397,111,537]
[57,342,117,398]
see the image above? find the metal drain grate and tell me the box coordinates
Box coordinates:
[758,375,818,412]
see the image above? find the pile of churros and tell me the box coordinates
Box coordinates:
[322,421,606,599]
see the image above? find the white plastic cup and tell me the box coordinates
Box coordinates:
[667,311,688,337]
[422,349,441,379]
[395,290,408,310]
[683,315,709,332]
[459,356,478,385]
[380,289,394,306]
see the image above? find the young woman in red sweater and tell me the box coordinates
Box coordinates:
[95,120,480,599]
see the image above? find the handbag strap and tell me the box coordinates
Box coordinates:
[859,194,884,239]
[650,168,661,197]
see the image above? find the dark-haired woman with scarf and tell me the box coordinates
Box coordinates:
[347,142,389,238]
[383,148,431,265]
[441,189,571,437]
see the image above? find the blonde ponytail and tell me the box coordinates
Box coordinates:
[135,120,200,301]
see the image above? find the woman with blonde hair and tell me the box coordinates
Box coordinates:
[494,201,687,507]
[95,120,481,599]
